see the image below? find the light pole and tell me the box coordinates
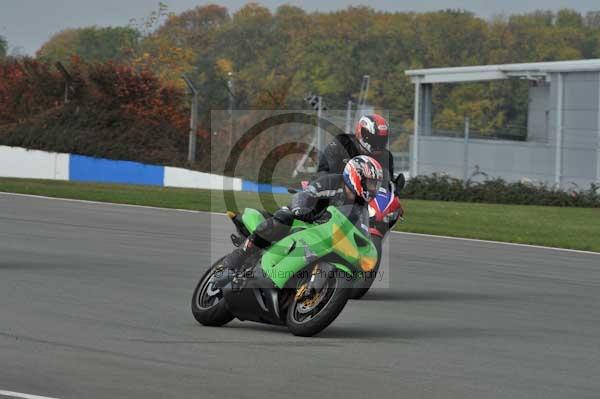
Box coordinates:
[181,74,198,162]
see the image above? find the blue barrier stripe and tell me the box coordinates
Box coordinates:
[241,180,288,194]
[69,155,164,186]
[68,154,289,192]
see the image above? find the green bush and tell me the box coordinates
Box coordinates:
[1,104,189,166]
[403,174,600,208]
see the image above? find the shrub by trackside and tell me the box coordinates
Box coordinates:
[403,174,600,208]
[0,58,211,171]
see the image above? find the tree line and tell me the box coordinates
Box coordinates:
[34,6,600,131]
[2,4,600,161]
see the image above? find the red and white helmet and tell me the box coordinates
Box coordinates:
[355,114,389,154]
[343,155,384,202]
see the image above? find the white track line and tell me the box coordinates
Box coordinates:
[2,191,598,256]
[392,230,600,256]
[0,191,218,215]
[0,390,61,399]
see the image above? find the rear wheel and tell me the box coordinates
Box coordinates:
[191,258,234,327]
[286,266,353,337]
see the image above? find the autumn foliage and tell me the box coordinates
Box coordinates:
[85,61,187,130]
[0,58,64,124]
[4,5,600,170]
[0,58,197,166]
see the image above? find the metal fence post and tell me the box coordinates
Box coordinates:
[597,72,600,185]
[555,73,564,188]
[227,72,234,150]
[55,62,73,104]
[189,94,198,162]
[463,117,470,182]
[412,80,421,177]
[317,96,323,152]
[345,100,353,134]
[181,74,198,162]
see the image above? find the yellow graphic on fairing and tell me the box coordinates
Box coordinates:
[359,255,377,272]
[332,223,377,272]
[332,224,359,259]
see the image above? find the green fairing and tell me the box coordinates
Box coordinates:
[240,206,377,289]
[241,208,266,233]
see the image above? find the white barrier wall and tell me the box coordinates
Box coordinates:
[163,166,243,191]
[1,145,263,192]
[0,146,69,180]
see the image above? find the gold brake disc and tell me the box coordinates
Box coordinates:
[294,283,308,301]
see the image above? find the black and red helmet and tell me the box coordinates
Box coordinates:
[343,155,384,202]
[355,114,390,154]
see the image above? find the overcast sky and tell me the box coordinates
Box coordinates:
[2,0,600,55]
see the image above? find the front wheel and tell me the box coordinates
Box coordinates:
[286,267,354,337]
[191,258,234,327]
[350,235,383,300]
[349,264,381,300]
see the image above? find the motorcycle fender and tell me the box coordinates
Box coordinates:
[331,262,353,276]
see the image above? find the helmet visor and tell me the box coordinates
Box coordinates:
[363,132,388,152]
[364,177,382,200]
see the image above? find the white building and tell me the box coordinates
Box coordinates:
[406,59,600,188]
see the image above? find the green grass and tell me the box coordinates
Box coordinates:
[0,178,289,213]
[398,200,600,252]
[1,177,599,252]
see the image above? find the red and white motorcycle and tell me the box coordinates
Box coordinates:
[350,173,405,299]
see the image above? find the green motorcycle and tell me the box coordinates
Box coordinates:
[191,204,378,337]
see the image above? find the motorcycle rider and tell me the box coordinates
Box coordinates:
[221,156,384,273]
[318,114,394,182]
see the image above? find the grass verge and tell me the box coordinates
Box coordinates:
[1,177,599,252]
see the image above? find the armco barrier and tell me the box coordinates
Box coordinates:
[0,145,69,180]
[1,146,287,194]
[69,155,164,186]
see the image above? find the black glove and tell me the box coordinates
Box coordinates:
[290,190,317,221]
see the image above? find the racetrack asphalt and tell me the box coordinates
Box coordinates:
[1,192,599,399]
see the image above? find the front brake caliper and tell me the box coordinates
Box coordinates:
[295,283,308,301]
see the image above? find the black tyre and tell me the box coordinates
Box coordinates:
[350,236,383,300]
[349,264,380,300]
[191,258,234,327]
[286,267,354,337]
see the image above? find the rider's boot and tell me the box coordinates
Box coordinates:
[222,208,292,272]
[212,208,292,289]
[222,238,260,272]
[212,238,261,290]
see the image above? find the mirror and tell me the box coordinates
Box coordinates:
[394,173,405,193]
